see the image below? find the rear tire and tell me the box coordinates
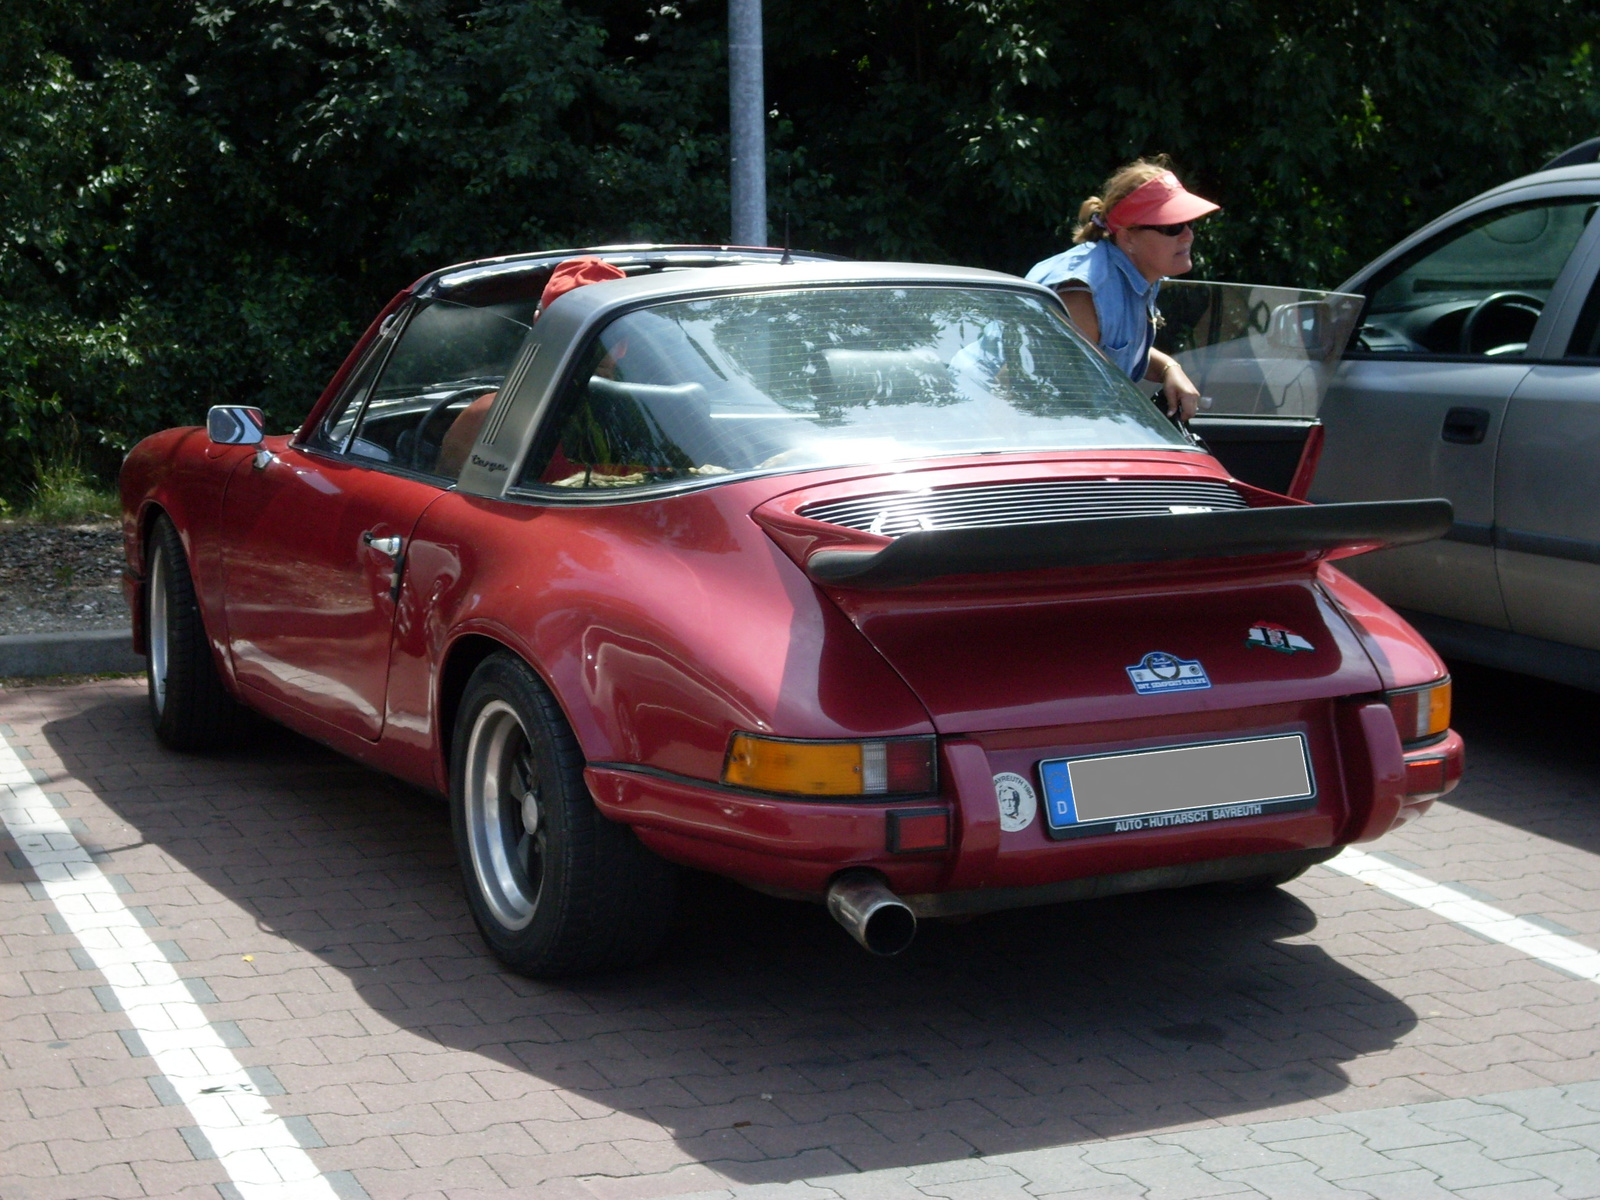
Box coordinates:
[145,515,241,751]
[451,652,677,977]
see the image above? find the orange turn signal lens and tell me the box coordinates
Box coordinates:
[723,734,936,797]
[1386,678,1451,744]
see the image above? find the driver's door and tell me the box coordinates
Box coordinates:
[222,449,443,739]
[222,292,536,739]
[1312,193,1600,628]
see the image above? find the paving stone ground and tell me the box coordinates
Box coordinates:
[1,661,1597,1199]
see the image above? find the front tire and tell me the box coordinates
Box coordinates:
[451,652,677,977]
[145,515,241,751]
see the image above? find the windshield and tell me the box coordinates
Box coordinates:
[518,285,1190,491]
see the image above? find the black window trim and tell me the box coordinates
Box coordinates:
[309,301,417,457]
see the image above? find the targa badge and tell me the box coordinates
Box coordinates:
[992,772,1037,833]
[1126,651,1211,694]
[1246,622,1314,654]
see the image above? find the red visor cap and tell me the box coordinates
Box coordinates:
[540,257,628,312]
[1104,172,1220,232]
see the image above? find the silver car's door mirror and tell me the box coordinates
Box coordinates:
[207,406,266,446]
[1268,301,1334,357]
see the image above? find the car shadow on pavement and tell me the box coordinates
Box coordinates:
[43,690,1418,1183]
[1444,661,1600,857]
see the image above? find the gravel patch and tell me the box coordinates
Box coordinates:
[0,521,128,636]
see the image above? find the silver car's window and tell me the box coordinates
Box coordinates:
[1567,272,1600,360]
[519,286,1188,492]
[347,298,536,477]
[1361,197,1599,356]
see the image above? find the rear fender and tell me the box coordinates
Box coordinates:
[386,489,936,794]
[1317,564,1448,690]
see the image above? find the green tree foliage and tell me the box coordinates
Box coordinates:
[2,0,1597,501]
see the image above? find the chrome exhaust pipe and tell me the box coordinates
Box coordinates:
[827,870,917,955]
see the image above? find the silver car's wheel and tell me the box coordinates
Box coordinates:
[461,699,545,931]
[450,652,678,977]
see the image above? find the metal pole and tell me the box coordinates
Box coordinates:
[728,0,767,246]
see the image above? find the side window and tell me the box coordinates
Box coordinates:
[311,314,401,453]
[347,297,538,477]
[1359,197,1599,356]
[518,318,714,491]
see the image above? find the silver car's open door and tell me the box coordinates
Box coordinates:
[1154,281,1363,497]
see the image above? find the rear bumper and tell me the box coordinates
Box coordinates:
[1389,727,1464,830]
[586,698,1454,906]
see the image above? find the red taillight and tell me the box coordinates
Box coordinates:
[1403,741,1463,799]
[1405,756,1446,796]
[888,808,950,852]
[886,739,937,794]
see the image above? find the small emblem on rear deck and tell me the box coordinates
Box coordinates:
[1126,651,1211,695]
[993,772,1037,833]
[1246,622,1314,654]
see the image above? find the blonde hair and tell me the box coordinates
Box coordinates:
[1072,155,1173,244]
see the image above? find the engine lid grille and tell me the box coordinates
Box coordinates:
[800,478,1247,537]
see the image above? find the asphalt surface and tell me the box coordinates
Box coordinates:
[1,663,1597,1199]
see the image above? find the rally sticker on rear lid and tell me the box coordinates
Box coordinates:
[1126,651,1211,695]
[1246,621,1314,654]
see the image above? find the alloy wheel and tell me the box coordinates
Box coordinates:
[148,545,169,716]
[462,699,545,931]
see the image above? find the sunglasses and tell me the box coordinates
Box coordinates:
[1134,221,1195,237]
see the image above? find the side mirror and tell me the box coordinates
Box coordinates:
[1268,302,1333,357]
[207,406,265,446]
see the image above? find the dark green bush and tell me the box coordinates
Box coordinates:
[3,0,1597,505]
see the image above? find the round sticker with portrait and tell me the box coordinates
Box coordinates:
[993,771,1038,833]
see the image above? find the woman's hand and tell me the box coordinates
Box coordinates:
[1148,348,1200,421]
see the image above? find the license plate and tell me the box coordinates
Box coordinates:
[1039,734,1315,840]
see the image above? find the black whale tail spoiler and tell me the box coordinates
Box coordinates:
[803,499,1453,589]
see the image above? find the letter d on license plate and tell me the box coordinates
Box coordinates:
[1039,734,1315,840]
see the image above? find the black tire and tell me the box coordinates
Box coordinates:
[144,515,242,751]
[451,652,678,977]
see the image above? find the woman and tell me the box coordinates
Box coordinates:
[1027,157,1218,421]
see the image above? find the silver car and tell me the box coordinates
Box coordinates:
[1304,142,1600,690]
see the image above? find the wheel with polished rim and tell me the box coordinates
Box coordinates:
[451,652,677,976]
[145,514,240,750]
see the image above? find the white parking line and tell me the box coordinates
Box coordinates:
[1327,848,1600,984]
[0,737,343,1200]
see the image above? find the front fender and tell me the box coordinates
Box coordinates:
[119,427,255,687]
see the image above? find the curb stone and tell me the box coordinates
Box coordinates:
[0,628,143,677]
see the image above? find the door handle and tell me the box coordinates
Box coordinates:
[362,531,403,558]
[1441,407,1490,445]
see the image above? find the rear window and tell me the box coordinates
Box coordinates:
[518,285,1188,492]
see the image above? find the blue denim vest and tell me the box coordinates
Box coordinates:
[1025,240,1160,381]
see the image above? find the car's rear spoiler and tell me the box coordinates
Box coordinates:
[804,499,1453,589]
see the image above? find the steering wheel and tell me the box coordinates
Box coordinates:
[1458,291,1543,355]
[408,387,488,469]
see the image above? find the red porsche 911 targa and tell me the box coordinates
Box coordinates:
[120,247,1463,976]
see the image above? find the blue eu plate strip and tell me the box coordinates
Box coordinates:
[1039,760,1079,827]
